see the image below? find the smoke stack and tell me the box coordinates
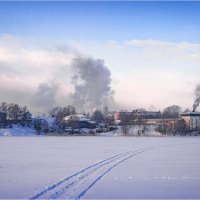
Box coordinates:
[193,97,200,112]
[193,85,200,112]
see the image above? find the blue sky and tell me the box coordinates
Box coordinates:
[0,2,200,43]
[0,2,200,112]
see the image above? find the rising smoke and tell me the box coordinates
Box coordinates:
[31,82,58,110]
[70,57,114,112]
[193,84,200,112]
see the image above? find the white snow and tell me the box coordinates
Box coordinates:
[63,114,90,122]
[0,125,35,136]
[0,137,200,199]
[99,125,161,136]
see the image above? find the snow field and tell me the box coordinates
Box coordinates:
[0,137,200,199]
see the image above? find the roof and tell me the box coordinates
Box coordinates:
[35,116,56,127]
[181,112,200,117]
[63,114,90,122]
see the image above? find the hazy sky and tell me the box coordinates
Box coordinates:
[0,2,200,113]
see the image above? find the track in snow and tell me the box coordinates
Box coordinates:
[30,147,153,199]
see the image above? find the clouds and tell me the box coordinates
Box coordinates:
[0,35,74,78]
[0,34,199,112]
[74,39,200,110]
[0,35,76,113]
[124,39,200,64]
[0,35,116,113]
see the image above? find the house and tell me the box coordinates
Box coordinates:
[22,111,32,122]
[63,114,97,130]
[113,111,131,121]
[181,112,200,130]
[68,120,96,129]
[16,111,32,125]
[63,113,90,122]
[140,111,161,119]
[0,111,6,128]
[34,116,56,132]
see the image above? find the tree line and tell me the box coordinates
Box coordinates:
[1,101,196,136]
[0,102,28,122]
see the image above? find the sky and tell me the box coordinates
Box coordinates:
[0,1,200,114]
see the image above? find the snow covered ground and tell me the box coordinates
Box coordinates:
[0,137,200,199]
[0,126,35,136]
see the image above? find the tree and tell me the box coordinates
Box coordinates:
[0,102,30,125]
[162,105,181,119]
[43,122,49,134]
[49,105,76,124]
[156,120,176,135]
[0,102,8,112]
[7,103,21,122]
[92,110,104,123]
[120,113,132,136]
[175,119,189,135]
[34,119,42,135]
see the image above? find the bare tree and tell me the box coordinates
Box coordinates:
[92,110,104,123]
[162,105,182,119]
[120,113,132,136]
[49,105,76,123]
[0,102,7,112]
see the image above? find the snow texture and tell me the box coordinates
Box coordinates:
[0,137,200,199]
[0,125,35,136]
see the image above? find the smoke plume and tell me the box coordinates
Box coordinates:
[31,82,58,111]
[70,57,114,112]
[193,84,200,112]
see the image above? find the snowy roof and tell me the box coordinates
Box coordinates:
[63,114,90,122]
[35,116,56,126]
[87,120,96,124]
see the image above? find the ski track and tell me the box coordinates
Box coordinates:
[29,146,153,199]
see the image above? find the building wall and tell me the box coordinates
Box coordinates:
[0,112,6,127]
[182,116,191,127]
[182,114,200,130]
[0,112,6,122]
[190,116,200,129]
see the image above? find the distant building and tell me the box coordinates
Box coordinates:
[63,114,96,129]
[63,113,90,122]
[22,111,32,122]
[34,116,56,130]
[181,112,200,130]
[16,111,32,124]
[113,111,131,121]
[0,111,6,127]
[140,111,161,119]
[114,110,161,121]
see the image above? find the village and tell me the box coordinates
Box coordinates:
[1,102,200,136]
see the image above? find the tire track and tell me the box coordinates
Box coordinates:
[75,147,154,199]
[30,147,153,199]
[30,151,128,199]
[49,152,132,199]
